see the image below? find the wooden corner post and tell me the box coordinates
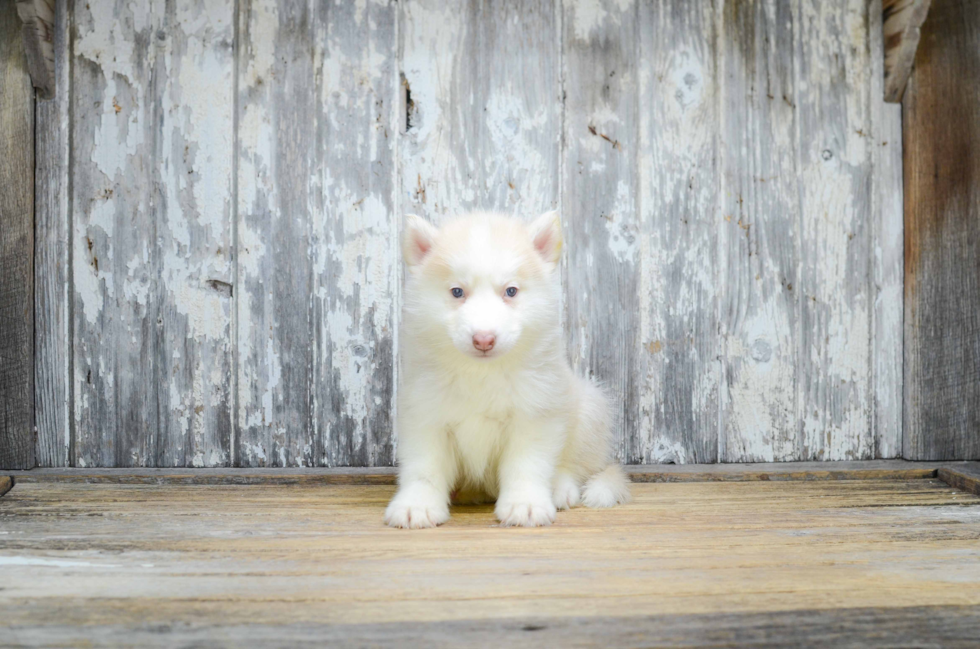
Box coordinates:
[903,0,980,460]
[1,1,36,469]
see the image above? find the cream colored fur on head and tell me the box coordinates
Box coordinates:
[384,211,631,529]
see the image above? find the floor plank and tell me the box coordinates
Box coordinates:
[2,479,979,646]
[6,605,980,648]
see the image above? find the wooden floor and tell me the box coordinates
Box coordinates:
[3,470,980,647]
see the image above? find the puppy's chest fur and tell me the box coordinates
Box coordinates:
[438,369,529,490]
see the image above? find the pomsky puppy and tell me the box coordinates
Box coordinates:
[384,211,631,529]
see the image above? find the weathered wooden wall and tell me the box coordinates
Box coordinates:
[903,0,980,460]
[30,0,905,467]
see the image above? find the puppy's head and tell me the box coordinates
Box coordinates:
[402,211,562,362]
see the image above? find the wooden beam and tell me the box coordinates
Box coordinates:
[1,0,36,470]
[938,463,980,496]
[903,0,980,460]
[8,467,400,486]
[4,460,954,485]
[15,0,55,100]
[883,0,931,102]
[627,460,944,483]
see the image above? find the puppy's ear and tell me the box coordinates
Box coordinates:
[403,214,438,267]
[529,210,562,265]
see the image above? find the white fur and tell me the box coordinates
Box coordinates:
[384,211,631,529]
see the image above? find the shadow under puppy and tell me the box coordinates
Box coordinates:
[385,211,631,529]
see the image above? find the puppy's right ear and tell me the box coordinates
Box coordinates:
[403,214,438,267]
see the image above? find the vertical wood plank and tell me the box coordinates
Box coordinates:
[311,0,398,466]
[903,0,980,460]
[236,0,316,466]
[870,0,904,459]
[399,0,561,223]
[718,0,800,462]
[562,0,639,462]
[0,0,36,470]
[34,0,70,467]
[636,1,720,463]
[72,0,235,466]
[71,0,153,467]
[155,0,236,466]
[873,103,904,459]
[795,0,874,460]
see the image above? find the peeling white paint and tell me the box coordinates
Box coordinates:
[604,181,637,263]
[401,0,558,220]
[568,0,633,42]
[668,50,704,111]
[646,437,689,464]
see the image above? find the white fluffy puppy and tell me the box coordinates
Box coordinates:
[384,211,631,529]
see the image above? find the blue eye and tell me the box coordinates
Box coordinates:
[451,287,464,298]
[505,287,518,298]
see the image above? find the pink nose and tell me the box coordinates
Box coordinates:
[472,332,496,352]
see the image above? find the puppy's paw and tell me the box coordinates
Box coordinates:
[496,495,557,527]
[384,495,449,529]
[552,476,581,511]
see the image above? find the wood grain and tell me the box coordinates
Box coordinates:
[562,0,639,462]
[237,0,399,467]
[69,0,150,468]
[870,0,905,460]
[0,0,36,471]
[33,0,70,468]
[312,0,398,467]
[636,1,719,464]
[236,0,319,467]
[153,0,237,468]
[903,0,980,460]
[718,0,800,462]
[399,0,561,222]
[8,605,979,647]
[1,479,979,644]
[796,0,875,460]
[71,0,236,467]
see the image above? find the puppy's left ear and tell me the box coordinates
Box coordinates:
[529,210,562,265]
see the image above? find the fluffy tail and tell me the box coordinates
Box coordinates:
[581,464,632,508]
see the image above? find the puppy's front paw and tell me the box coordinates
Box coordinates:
[495,495,557,527]
[384,495,449,529]
[552,476,581,511]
